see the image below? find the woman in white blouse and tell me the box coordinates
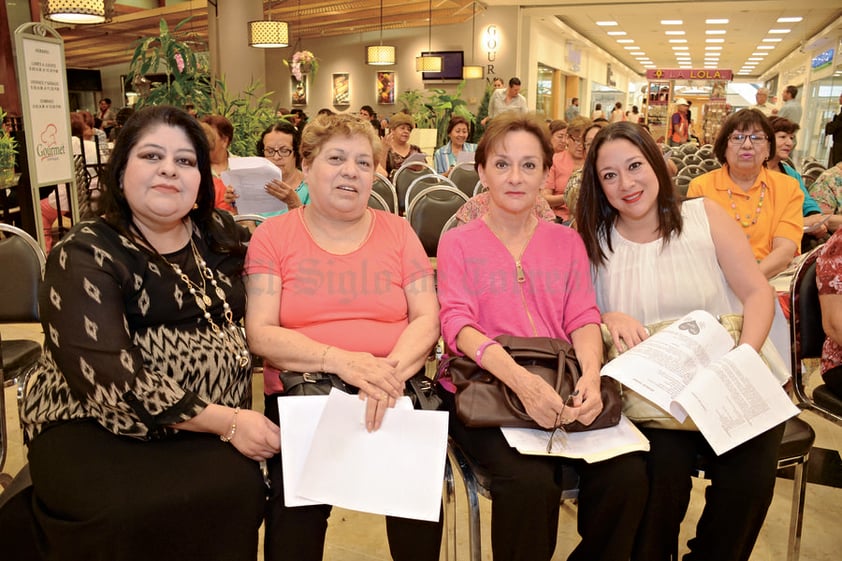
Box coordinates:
[576,122,785,561]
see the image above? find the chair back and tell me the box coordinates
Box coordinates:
[697,145,714,159]
[682,153,703,166]
[678,164,706,179]
[790,248,826,404]
[669,156,686,173]
[372,173,398,214]
[406,186,470,257]
[392,162,437,214]
[405,175,458,214]
[233,213,266,235]
[449,162,480,199]
[674,175,692,198]
[0,224,45,324]
[699,158,721,173]
[368,191,391,212]
[680,143,700,155]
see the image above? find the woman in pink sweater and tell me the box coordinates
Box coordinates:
[436,113,646,561]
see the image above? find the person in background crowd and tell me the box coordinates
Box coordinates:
[610,102,625,123]
[254,120,310,218]
[543,116,592,222]
[629,105,643,124]
[668,98,690,146]
[549,120,569,153]
[807,162,842,231]
[382,112,425,176]
[96,97,117,135]
[437,113,647,561]
[565,97,580,122]
[816,228,842,402]
[826,93,842,167]
[752,87,774,117]
[491,77,505,89]
[201,115,235,177]
[688,109,803,279]
[577,121,784,561]
[591,103,605,120]
[434,116,477,175]
[775,85,802,125]
[0,105,278,561]
[245,112,441,561]
[483,77,528,125]
[289,109,308,130]
[359,105,382,136]
[199,122,236,213]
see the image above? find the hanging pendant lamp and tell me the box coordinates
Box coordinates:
[249,0,289,48]
[416,0,442,72]
[41,0,113,24]
[366,0,395,65]
[462,1,483,79]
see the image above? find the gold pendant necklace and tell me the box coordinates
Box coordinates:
[726,181,766,228]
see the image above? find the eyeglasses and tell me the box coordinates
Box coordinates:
[728,133,768,146]
[546,390,579,453]
[568,136,585,147]
[264,147,294,158]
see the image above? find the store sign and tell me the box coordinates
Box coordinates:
[811,49,834,71]
[645,69,733,81]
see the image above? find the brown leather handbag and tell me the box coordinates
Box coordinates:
[447,334,622,430]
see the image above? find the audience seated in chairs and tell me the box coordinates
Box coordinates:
[816,229,842,403]
[807,162,842,232]
[434,116,477,175]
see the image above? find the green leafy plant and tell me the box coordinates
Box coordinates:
[0,106,18,180]
[396,89,435,129]
[127,17,278,157]
[472,83,494,143]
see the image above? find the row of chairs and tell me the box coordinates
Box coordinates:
[390,161,480,214]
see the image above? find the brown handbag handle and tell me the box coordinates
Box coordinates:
[500,339,581,422]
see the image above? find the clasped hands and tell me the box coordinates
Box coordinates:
[334,351,404,433]
[514,365,604,430]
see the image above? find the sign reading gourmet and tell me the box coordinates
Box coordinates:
[645,69,734,81]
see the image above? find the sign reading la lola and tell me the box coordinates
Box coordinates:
[645,69,733,81]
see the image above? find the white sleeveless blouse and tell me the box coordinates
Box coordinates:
[594,198,742,323]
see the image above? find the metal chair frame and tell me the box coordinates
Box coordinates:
[367,190,391,212]
[372,173,399,214]
[405,175,458,215]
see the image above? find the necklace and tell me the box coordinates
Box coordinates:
[166,230,251,369]
[726,181,766,228]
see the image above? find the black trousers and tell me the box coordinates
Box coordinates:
[632,423,786,561]
[445,391,648,561]
[263,394,443,561]
[822,364,842,400]
[15,420,266,561]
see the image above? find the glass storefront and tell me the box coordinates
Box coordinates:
[802,66,842,165]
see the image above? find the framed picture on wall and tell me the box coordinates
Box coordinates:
[291,76,308,106]
[377,71,396,105]
[332,73,350,106]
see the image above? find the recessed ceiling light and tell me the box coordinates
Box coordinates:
[705,30,727,35]
[669,39,688,44]
[665,31,686,36]
[777,17,803,23]
[596,21,618,26]
[748,57,764,61]
[706,19,729,24]
[706,39,725,43]
[705,46,723,51]
[644,65,656,69]
[672,46,689,50]
[607,31,627,36]
[769,29,791,34]
[617,39,634,44]
[757,45,775,50]
[744,62,758,66]
[624,46,639,50]
[661,20,683,25]
[679,65,692,69]
[751,52,768,57]
[762,38,783,43]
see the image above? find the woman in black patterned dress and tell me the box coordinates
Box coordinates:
[0,106,279,560]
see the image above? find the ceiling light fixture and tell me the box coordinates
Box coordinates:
[606,31,627,36]
[777,17,803,23]
[661,20,683,25]
[416,0,442,72]
[366,0,395,65]
[769,29,791,34]
[665,31,686,36]
[462,1,483,79]
[249,0,289,48]
[706,19,729,24]
[42,0,113,24]
[596,21,618,26]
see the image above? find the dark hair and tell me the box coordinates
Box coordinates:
[768,116,800,135]
[785,85,798,99]
[360,105,375,116]
[101,98,111,105]
[257,120,302,168]
[595,103,602,110]
[571,97,578,104]
[577,122,682,267]
[446,116,470,136]
[632,105,639,114]
[115,107,135,127]
[549,120,568,134]
[317,108,334,116]
[509,77,521,87]
[69,113,86,137]
[713,109,775,164]
[100,105,244,259]
[200,115,234,145]
[474,113,553,172]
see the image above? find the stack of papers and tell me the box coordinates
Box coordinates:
[278,389,449,522]
[220,157,286,215]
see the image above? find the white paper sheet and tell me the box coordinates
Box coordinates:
[278,395,330,507]
[501,416,650,463]
[293,389,448,522]
[220,156,286,215]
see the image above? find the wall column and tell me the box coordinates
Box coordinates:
[209,0,267,96]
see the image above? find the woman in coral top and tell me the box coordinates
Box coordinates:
[244,113,441,561]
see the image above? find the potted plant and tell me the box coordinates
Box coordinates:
[284,50,319,82]
[0,106,17,186]
[428,80,475,148]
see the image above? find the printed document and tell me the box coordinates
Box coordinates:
[220,156,285,215]
[600,310,800,455]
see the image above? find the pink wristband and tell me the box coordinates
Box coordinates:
[475,340,501,368]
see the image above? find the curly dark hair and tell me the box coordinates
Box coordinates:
[257,120,302,168]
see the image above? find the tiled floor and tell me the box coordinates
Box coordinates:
[2,322,842,561]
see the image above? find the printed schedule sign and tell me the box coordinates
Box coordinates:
[18,32,73,186]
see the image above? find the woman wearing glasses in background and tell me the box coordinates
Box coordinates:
[688,109,803,279]
[256,121,311,217]
[542,116,592,222]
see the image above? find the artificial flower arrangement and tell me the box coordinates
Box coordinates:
[285,50,318,81]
